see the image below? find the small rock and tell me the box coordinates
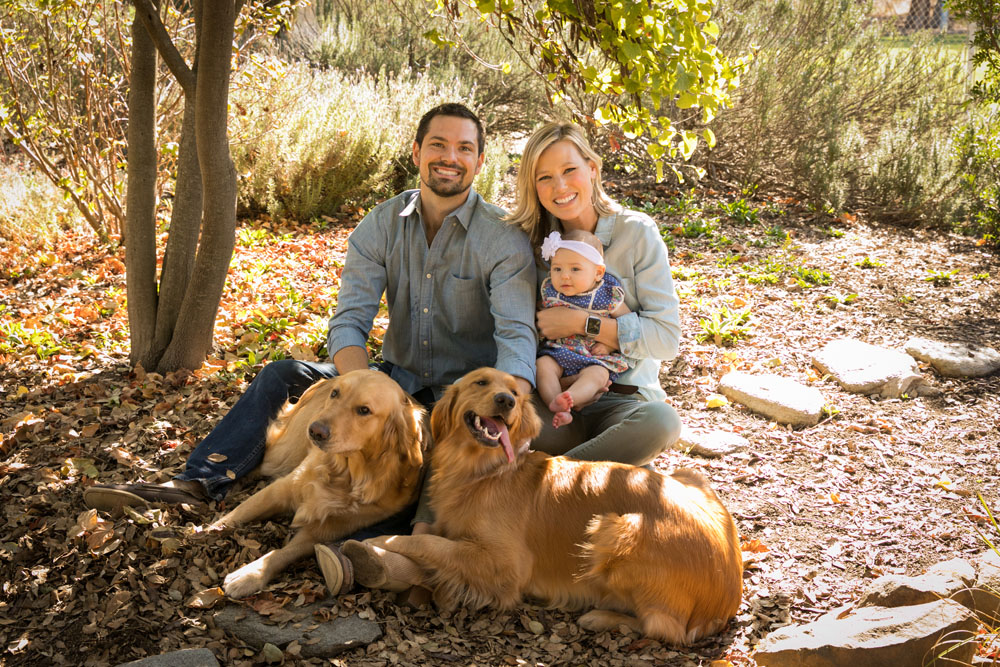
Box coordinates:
[754,599,978,667]
[926,558,977,587]
[116,648,220,667]
[718,372,824,426]
[812,338,924,398]
[905,337,1000,378]
[260,643,284,664]
[676,428,749,458]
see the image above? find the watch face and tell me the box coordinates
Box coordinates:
[586,316,601,336]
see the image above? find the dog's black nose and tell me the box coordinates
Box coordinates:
[309,421,330,442]
[494,392,515,411]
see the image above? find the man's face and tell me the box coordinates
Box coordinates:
[412,115,484,199]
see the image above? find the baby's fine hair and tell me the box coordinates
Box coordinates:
[560,229,604,258]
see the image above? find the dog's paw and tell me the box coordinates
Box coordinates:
[223,560,268,599]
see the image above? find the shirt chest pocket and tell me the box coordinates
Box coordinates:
[441,273,486,329]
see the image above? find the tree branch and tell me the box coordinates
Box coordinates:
[133,0,196,96]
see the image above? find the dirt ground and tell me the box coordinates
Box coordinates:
[1,179,998,666]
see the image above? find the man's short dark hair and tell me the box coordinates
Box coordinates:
[415,103,485,155]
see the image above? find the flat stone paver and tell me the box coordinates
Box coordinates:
[812,338,923,398]
[676,428,749,458]
[905,337,1000,378]
[117,648,219,667]
[718,372,824,426]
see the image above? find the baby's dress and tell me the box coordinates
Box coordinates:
[538,273,630,379]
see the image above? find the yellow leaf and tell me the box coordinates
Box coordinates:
[187,587,226,609]
[16,386,29,398]
[226,469,237,480]
[706,394,729,409]
[710,661,733,667]
[207,453,229,463]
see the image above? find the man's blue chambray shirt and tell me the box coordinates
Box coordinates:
[327,188,537,399]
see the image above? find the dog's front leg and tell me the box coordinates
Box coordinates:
[210,476,296,531]
[368,534,525,609]
[222,529,317,598]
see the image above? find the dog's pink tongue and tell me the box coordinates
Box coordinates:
[482,416,514,463]
[498,422,513,462]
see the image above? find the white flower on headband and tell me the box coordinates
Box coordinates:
[541,231,562,262]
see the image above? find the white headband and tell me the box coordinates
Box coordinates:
[540,231,604,267]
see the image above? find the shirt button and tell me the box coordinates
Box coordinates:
[423,340,428,346]
[423,307,428,313]
[426,273,431,279]
[423,372,429,377]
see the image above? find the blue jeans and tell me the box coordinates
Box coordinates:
[175,359,339,500]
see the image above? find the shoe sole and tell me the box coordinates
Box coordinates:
[315,544,353,596]
[340,540,389,588]
[83,487,150,512]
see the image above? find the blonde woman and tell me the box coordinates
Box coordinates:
[508,122,682,465]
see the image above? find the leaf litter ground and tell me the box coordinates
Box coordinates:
[1,181,998,666]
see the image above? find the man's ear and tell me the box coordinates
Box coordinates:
[412,140,421,167]
[474,149,485,176]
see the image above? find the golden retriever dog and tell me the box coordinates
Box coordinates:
[356,368,742,645]
[211,369,427,599]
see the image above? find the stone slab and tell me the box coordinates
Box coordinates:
[812,338,923,398]
[718,372,824,426]
[117,649,220,667]
[905,337,1000,378]
[215,603,381,659]
[754,599,977,667]
[676,428,749,458]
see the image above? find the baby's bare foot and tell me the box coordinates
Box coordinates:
[549,390,574,414]
[552,411,573,428]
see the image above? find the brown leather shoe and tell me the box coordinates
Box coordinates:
[314,543,354,596]
[83,482,207,511]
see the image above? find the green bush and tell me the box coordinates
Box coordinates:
[703,0,968,222]
[299,0,548,136]
[954,103,1000,242]
[230,58,511,221]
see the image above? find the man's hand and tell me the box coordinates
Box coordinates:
[333,345,369,375]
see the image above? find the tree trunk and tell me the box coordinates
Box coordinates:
[125,9,160,370]
[157,1,238,372]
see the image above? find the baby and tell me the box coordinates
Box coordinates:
[536,230,630,428]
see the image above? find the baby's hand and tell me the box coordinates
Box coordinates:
[590,342,613,356]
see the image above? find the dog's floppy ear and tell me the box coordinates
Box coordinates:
[382,393,426,468]
[516,390,543,444]
[430,382,459,443]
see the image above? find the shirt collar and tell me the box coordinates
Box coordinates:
[398,188,479,230]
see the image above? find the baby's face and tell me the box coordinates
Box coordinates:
[549,248,603,297]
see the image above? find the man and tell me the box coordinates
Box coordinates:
[84,103,537,590]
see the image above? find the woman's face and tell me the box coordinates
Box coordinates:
[534,139,598,231]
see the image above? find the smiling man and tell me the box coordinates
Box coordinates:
[84,104,537,594]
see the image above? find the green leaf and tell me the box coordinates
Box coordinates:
[702,128,717,148]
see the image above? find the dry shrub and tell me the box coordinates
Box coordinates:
[230,57,513,221]
[703,0,968,222]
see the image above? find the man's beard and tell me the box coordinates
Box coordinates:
[423,161,472,197]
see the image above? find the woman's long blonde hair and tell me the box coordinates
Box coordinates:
[506,122,619,248]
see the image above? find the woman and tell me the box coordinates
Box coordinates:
[507,122,682,465]
[338,122,683,593]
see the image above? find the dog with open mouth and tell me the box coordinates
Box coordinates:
[209,369,427,599]
[347,367,743,645]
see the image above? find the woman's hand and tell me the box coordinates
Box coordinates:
[536,307,585,340]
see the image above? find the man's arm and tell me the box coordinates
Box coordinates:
[327,207,390,365]
[487,228,538,389]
